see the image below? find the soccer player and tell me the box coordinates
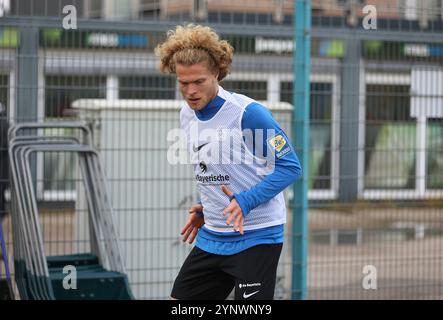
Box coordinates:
[155,24,301,300]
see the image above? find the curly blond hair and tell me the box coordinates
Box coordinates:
[155,24,234,81]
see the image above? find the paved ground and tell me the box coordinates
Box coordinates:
[2,206,443,300]
[308,237,443,299]
[277,206,443,300]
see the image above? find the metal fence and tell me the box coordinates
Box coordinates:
[1,0,443,299]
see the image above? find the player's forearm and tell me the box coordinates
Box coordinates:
[233,156,301,216]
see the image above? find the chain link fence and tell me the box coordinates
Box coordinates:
[0,0,442,299]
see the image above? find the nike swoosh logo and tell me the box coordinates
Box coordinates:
[243,290,260,299]
[193,142,209,152]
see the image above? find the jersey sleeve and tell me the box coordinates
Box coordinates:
[234,102,302,216]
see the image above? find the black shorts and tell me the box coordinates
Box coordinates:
[171,243,282,300]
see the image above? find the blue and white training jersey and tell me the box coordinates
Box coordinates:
[180,85,301,255]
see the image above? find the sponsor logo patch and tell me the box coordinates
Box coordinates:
[268,134,287,152]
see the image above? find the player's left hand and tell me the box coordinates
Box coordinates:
[221,185,244,235]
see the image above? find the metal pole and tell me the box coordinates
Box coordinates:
[17,26,39,122]
[292,0,311,300]
[339,36,361,201]
[16,26,40,201]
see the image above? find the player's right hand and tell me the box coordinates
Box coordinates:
[180,204,204,244]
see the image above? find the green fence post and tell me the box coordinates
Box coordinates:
[292,0,311,300]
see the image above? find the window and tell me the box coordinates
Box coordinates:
[138,0,161,19]
[44,75,106,194]
[427,119,443,189]
[337,0,365,6]
[87,0,103,18]
[119,75,175,100]
[45,75,106,118]
[364,84,415,189]
[220,80,267,101]
[0,74,8,109]
[281,81,333,190]
[11,0,85,17]
[364,71,443,197]
[193,0,207,20]
[0,0,10,17]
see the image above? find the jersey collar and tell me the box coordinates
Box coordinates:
[194,86,227,121]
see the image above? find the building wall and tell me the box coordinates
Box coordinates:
[6,0,443,22]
